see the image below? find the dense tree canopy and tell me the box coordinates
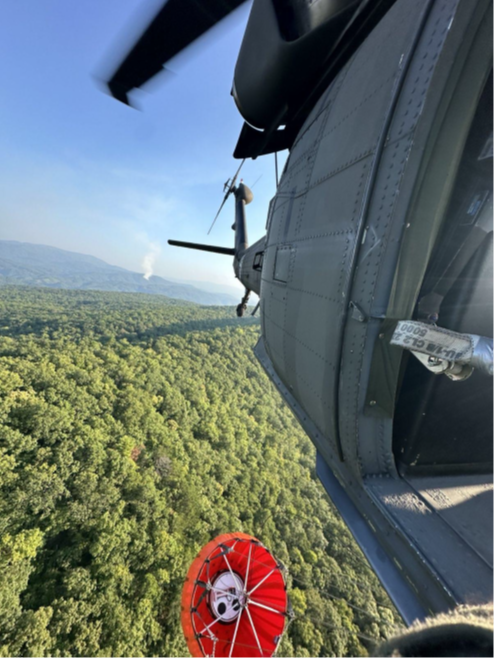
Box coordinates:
[0,287,401,657]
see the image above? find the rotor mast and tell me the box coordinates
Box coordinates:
[232,181,253,278]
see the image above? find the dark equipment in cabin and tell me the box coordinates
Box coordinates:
[103,0,493,639]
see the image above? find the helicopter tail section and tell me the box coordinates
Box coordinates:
[169,181,264,304]
[167,240,235,256]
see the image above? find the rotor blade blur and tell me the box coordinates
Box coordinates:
[106,0,247,105]
[207,194,229,235]
[229,158,245,188]
[207,159,245,235]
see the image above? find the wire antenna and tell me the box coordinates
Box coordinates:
[251,174,262,189]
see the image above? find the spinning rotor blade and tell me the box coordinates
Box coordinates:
[207,158,245,235]
[207,196,230,236]
[107,0,247,105]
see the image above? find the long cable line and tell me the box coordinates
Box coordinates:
[224,541,401,655]
[229,545,396,627]
[288,570,397,627]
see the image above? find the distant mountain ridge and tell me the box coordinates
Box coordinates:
[0,241,238,306]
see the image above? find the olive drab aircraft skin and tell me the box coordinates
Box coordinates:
[103,0,493,626]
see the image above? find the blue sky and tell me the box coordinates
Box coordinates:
[0,0,285,288]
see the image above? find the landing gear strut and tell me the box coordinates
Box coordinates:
[236,289,251,317]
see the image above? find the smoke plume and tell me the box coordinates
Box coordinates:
[142,242,161,280]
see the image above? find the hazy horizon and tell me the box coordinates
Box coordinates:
[0,237,245,296]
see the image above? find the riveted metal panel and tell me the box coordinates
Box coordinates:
[261,0,434,463]
[273,193,305,244]
[309,1,423,187]
[261,273,287,380]
[283,288,337,443]
[293,158,370,239]
[288,233,351,304]
[337,0,493,479]
[273,246,292,283]
[386,0,460,145]
[287,57,353,168]
[257,0,492,620]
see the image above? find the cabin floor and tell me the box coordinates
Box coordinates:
[406,474,493,569]
[365,473,493,609]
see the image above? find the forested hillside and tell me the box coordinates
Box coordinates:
[0,241,238,305]
[0,288,401,657]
